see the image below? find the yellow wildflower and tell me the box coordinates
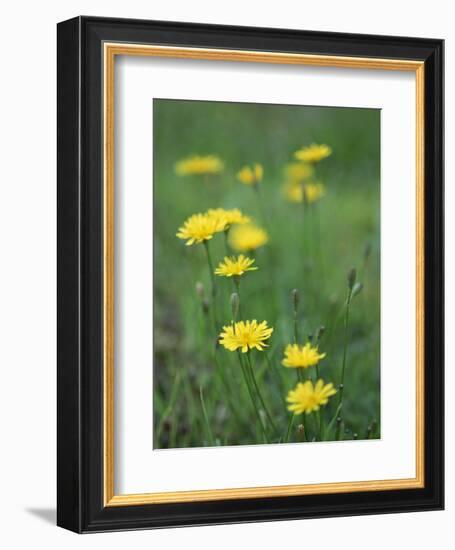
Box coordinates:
[215,255,258,277]
[304,182,326,203]
[228,223,268,252]
[176,212,226,245]
[175,155,224,176]
[294,144,332,164]
[283,181,304,203]
[284,162,314,183]
[237,163,263,186]
[283,181,325,204]
[287,380,337,414]
[282,343,326,369]
[219,320,273,353]
[206,208,250,229]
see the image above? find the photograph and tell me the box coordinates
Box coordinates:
[153,98,381,449]
[0,1,447,542]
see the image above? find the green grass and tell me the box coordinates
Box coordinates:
[153,99,380,448]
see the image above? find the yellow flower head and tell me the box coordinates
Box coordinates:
[237,163,263,186]
[304,182,326,203]
[206,208,250,229]
[282,343,326,369]
[284,162,314,183]
[219,320,273,353]
[283,181,304,203]
[287,379,337,415]
[228,223,269,252]
[294,144,332,164]
[175,155,224,176]
[215,255,258,278]
[176,212,226,245]
[283,181,326,204]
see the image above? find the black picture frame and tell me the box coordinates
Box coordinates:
[57,16,444,533]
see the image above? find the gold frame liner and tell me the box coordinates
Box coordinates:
[103,43,425,506]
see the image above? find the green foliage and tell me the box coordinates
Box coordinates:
[153,99,380,448]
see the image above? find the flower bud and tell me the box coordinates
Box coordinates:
[317,325,326,341]
[351,282,363,299]
[230,292,240,320]
[347,267,356,290]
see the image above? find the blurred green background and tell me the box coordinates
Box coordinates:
[153,99,380,448]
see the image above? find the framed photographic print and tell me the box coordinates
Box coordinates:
[57,16,444,533]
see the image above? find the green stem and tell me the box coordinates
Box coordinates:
[254,184,268,229]
[237,350,269,443]
[265,351,285,402]
[246,351,277,433]
[213,349,247,432]
[253,185,277,317]
[318,410,323,441]
[314,332,322,380]
[155,371,181,447]
[233,276,243,318]
[203,240,219,331]
[300,184,306,260]
[311,412,320,442]
[313,202,325,285]
[285,413,295,443]
[293,311,299,344]
[199,386,215,446]
[336,289,352,439]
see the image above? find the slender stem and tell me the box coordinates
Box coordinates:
[292,294,303,383]
[313,202,325,285]
[311,412,320,442]
[203,240,219,331]
[233,276,243,318]
[265,350,285,403]
[253,184,268,229]
[236,350,269,443]
[318,410,323,441]
[285,413,295,443]
[155,371,181,446]
[246,351,277,433]
[203,240,216,297]
[213,349,247,431]
[199,386,215,446]
[314,332,322,380]
[336,289,352,440]
[233,276,240,295]
[253,185,277,317]
[293,311,299,344]
[338,290,352,405]
[300,183,306,257]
